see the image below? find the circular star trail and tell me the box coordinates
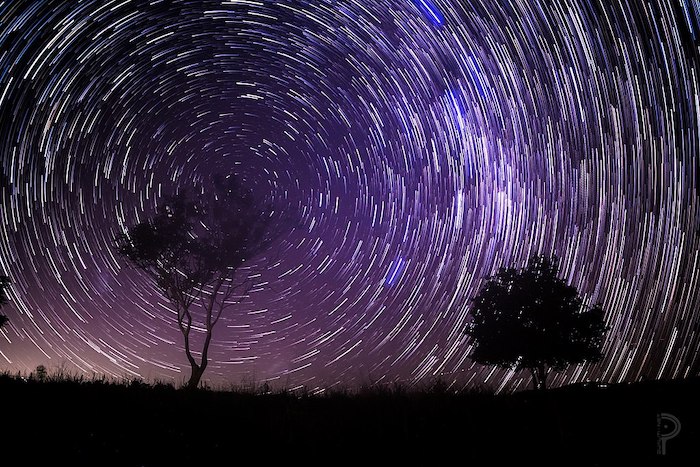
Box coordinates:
[0,0,699,391]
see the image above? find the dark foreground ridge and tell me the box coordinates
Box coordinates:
[0,374,696,465]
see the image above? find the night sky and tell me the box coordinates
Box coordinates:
[0,0,699,392]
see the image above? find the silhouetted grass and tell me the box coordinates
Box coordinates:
[0,371,696,465]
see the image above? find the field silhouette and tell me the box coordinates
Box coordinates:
[0,372,696,465]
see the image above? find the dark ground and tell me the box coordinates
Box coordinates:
[0,374,696,465]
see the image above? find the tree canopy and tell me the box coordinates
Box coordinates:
[465,255,608,390]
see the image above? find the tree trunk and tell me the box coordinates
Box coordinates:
[180,308,207,390]
[530,365,548,390]
[186,363,204,390]
[538,365,548,390]
[530,368,541,390]
[183,329,212,390]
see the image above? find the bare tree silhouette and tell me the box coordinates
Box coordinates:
[115,175,275,389]
[465,255,608,390]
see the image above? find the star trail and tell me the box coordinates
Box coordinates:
[0,0,699,392]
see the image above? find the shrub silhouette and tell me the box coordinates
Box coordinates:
[35,365,47,382]
[0,274,10,329]
[465,255,608,390]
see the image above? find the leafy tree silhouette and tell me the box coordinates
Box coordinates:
[115,175,274,389]
[465,255,608,390]
[0,274,10,329]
